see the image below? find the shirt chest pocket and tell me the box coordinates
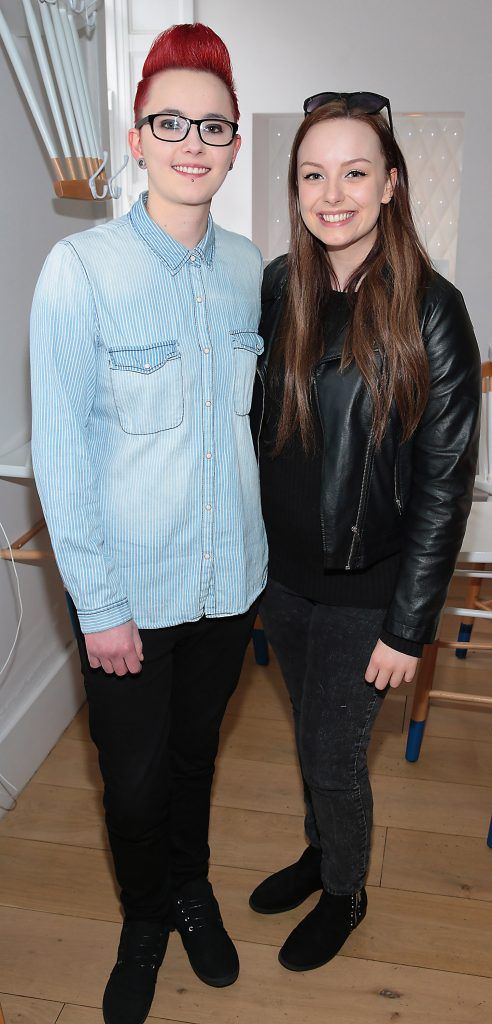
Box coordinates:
[231,331,264,416]
[108,342,183,434]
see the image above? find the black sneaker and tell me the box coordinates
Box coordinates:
[103,919,170,1024]
[174,878,239,987]
[278,887,367,971]
[249,845,322,914]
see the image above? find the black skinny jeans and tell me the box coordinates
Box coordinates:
[69,596,259,924]
[260,579,387,895]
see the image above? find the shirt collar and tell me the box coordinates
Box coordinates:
[129,192,215,274]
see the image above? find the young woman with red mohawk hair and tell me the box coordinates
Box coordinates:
[134,22,240,121]
[31,23,266,1024]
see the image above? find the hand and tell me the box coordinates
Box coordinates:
[365,639,418,691]
[84,620,144,676]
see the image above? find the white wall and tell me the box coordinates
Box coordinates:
[0,3,108,816]
[196,0,491,357]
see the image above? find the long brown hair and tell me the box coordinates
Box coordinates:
[273,100,432,454]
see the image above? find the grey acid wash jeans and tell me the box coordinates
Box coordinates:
[260,579,388,895]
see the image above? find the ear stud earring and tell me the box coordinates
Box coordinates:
[138,158,146,169]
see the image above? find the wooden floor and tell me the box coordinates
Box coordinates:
[1,592,491,1023]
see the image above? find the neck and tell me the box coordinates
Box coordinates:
[326,233,377,291]
[146,191,211,249]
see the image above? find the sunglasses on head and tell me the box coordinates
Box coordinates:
[303,91,393,135]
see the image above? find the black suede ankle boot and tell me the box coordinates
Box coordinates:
[103,919,170,1024]
[278,887,367,971]
[249,845,322,914]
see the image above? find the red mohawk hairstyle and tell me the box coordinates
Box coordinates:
[134,22,239,122]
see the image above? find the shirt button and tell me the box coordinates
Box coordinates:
[205,503,212,511]
[203,347,210,354]
[190,254,196,262]
[205,400,212,407]
[144,362,151,369]
[204,552,210,559]
[196,295,203,302]
[206,452,212,459]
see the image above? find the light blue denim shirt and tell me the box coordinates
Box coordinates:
[31,194,267,633]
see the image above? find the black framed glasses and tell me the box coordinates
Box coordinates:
[134,113,239,147]
[303,92,393,135]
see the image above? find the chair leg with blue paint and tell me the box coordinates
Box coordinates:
[252,616,269,666]
[405,642,438,762]
[455,620,473,659]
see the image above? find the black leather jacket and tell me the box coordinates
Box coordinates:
[252,255,481,645]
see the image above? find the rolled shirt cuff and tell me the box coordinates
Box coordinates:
[75,599,133,634]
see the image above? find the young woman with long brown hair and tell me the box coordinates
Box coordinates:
[249,92,481,972]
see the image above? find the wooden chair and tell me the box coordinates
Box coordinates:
[456,362,492,657]
[405,578,492,763]
[405,503,492,844]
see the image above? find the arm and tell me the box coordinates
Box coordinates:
[30,241,141,671]
[366,282,481,690]
[382,281,481,648]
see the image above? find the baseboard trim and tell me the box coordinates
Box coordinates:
[0,642,84,820]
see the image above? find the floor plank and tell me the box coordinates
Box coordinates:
[0,837,119,922]
[372,774,492,837]
[381,828,492,901]
[225,652,292,722]
[219,713,297,765]
[34,741,100,793]
[0,993,62,1024]
[368,731,492,786]
[1,907,491,1024]
[346,885,492,977]
[212,757,304,816]
[0,785,107,850]
[64,705,89,742]
[57,1007,182,1024]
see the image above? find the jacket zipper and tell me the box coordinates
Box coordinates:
[346,428,375,569]
[394,453,402,514]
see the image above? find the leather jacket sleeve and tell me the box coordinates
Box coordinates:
[383,281,481,645]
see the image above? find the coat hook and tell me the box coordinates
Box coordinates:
[65,1,99,29]
[89,150,108,199]
[108,153,129,199]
